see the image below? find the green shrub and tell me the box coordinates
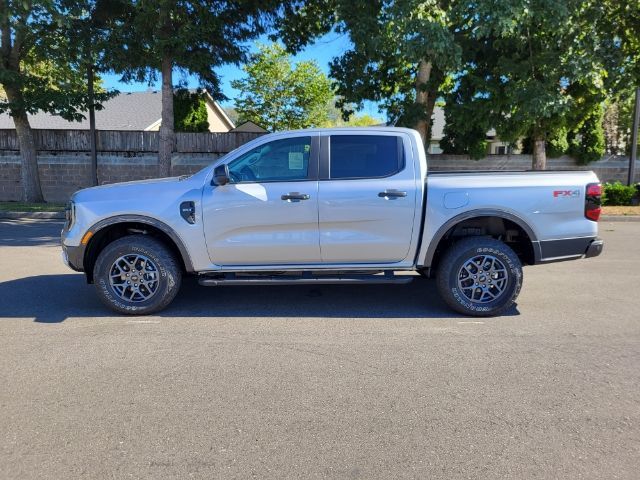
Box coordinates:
[568,105,606,165]
[519,128,569,158]
[602,182,636,206]
[174,89,210,132]
[547,127,569,158]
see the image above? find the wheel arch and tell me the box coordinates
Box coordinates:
[422,209,541,270]
[83,215,194,283]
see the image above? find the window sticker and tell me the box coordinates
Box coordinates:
[288,151,304,170]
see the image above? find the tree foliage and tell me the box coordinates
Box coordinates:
[173,89,209,132]
[0,1,113,121]
[320,98,383,127]
[278,1,460,143]
[441,0,612,168]
[603,89,640,156]
[0,0,117,201]
[107,0,288,175]
[232,43,334,131]
[568,104,606,164]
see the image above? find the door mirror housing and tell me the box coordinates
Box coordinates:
[212,164,230,186]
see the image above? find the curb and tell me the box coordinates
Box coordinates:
[0,211,65,220]
[600,215,640,222]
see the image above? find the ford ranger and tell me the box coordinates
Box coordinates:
[61,127,604,316]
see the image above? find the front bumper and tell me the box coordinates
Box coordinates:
[61,216,85,272]
[61,242,84,272]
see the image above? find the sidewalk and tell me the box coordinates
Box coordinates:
[0,211,65,220]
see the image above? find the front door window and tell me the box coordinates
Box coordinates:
[227,136,312,183]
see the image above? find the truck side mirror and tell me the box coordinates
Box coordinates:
[212,164,230,186]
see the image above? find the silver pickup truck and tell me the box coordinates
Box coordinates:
[61,127,603,316]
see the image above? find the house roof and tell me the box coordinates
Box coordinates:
[0,90,233,131]
[230,120,268,133]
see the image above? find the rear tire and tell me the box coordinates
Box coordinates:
[93,235,182,315]
[436,237,522,317]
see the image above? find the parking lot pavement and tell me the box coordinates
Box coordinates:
[0,219,639,479]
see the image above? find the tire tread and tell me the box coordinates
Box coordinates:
[436,236,522,317]
[93,235,181,315]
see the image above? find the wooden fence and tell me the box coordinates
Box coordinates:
[0,129,265,153]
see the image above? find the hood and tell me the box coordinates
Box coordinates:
[72,176,185,203]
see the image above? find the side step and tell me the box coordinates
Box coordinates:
[198,271,413,287]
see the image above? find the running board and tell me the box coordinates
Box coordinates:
[198,271,413,287]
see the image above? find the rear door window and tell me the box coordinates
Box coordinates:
[329,135,403,179]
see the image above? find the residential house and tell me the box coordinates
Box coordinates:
[0,90,235,132]
[230,120,268,133]
[428,106,519,155]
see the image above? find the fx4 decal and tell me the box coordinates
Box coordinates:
[553,189,580,198]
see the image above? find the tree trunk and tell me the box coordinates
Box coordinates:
[87,62,98,186]
[158,55,175,177]
[532,136,547,170]
[413,59,432,144]
[4,87,44,202]
[413,59,441,151]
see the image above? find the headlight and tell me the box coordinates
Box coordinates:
[64,201,75,228]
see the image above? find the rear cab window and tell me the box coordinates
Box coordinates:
[329,135,404,179]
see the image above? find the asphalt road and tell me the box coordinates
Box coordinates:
[1,219,639,479]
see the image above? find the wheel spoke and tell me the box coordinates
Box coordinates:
[457,254,510,305]
[108,253,159,303]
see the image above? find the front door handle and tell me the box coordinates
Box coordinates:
[281,192,310,202]
[378,190,407,199]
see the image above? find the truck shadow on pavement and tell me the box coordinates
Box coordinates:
[0,274,519,323]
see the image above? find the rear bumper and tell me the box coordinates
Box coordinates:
[539,237,603,263]
[585,238,604,258]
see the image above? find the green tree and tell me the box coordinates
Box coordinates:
[64,0,127,186]
[440,75,493,159]
[0,0,113,201]
[174,89,209,132]
[222,107,240,125]
[442,0,615,169]
[232,43,334,131]
[603,90,640,156]
[568,104,606,164]
[342,114,382,127]
[319,98,383,127]
[109,1,285,176]
[278,1,460,144]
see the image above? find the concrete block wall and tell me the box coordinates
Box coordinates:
[0,152,219,203]
[1,151,638,203]
[428,154,640,184]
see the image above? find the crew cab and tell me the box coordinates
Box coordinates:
[61,127,603,316]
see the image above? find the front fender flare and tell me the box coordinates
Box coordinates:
[84,214,195,273]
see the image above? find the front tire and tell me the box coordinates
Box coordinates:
[93,235,182,315]
[436,237,522,317]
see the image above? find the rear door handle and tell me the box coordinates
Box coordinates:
[281,192,310,202]
[378,190,407,199]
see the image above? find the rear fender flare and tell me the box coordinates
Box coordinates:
[422,209,541,267]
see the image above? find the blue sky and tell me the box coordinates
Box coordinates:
[100,32,384,120]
